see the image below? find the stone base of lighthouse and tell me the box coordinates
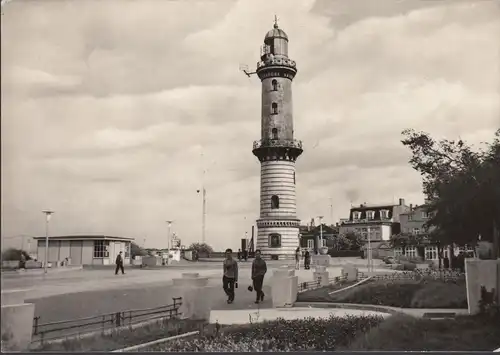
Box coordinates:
[256,220,300,260]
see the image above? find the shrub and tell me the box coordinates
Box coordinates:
[402,262,417,271]
[1,248,31,262]
[155,315,384,352]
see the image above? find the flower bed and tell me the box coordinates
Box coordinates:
[150,315,384,352]
[298,278,467,309]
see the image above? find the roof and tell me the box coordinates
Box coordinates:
[265,21,288,41]
[351,204,396,211]
[33,235,134,241]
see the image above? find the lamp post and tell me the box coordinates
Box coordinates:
[42,210,55,274]
[367,226,373,272]
[166,220,173,265]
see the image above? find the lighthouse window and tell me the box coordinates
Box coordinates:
[271,195,279,209]
[272,128,278,140]
[271,102,278,115]
[272,80,278,91]
[269,233,281,248]
[293,172,296,184]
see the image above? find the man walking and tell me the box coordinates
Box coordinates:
[222,248,238,304]
[115,251,125,275]
[251,249,267,304]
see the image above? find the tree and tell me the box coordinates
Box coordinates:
[344,231,364,251]
[401,129,500,258]
[188,242,214,255]
[130,242,148,259]
[330,234,351,251]
[1,248,31,261]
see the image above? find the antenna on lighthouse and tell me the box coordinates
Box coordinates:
[239,63,256,78]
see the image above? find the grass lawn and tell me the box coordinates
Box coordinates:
[297,278,468,309]
[31,318,205,352]
[342,314,500,351]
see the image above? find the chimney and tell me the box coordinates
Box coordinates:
[399,198,405,206]
[410,204,413,211]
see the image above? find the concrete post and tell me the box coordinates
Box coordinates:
[465,259,499,315]
[271,269,298,307]
[341,264,358,281]
[313,266,329,287]
[172,273,216,320]
[1,290,34,351]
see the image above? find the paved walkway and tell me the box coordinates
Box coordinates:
[1,260,393,325]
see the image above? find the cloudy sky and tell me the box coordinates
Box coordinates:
[1,0,499,251]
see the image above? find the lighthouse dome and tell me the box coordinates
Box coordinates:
[264,23,288,41]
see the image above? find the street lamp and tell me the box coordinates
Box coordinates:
[367,226,373,272]
[42,210,55,274]
[166,220,173,265]
[318,216,324,250]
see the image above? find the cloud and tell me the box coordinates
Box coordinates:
[1,0,499,251]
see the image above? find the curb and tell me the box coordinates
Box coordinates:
[295,302,401,315]
[112,331,199,352]
[328,276,372,295]
[3,266,83,277]
[294,302,468,318]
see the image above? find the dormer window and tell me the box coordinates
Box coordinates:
[366,210,375,220]
[380,210,389,219]
[272,79,278,91]
[271,102,278,115]
[353,211,361,220]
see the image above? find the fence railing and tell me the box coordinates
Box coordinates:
[32,297,182,345]
[298,267,465,293]
[298,275,348,292]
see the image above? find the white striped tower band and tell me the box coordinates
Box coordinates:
[252,20,303,260]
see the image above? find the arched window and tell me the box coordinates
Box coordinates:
[272,128,278,140]
[271,102,278,115]
[272,79,278,91]
[271,195,279,209]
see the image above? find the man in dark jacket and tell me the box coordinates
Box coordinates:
[251,249,267,304]
[115,251,125,275]
[222,248,238,304]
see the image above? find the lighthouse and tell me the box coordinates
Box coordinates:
[250,18,303,260]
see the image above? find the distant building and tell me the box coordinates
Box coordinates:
[299,224,339,251]
[397,204,474,261]
[34,235,133,266]
[339,198,411,242]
